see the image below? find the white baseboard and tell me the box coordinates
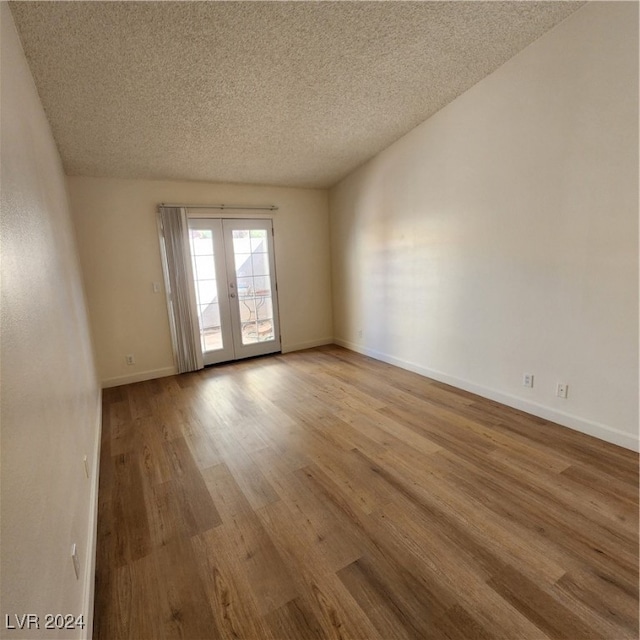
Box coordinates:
[281,337,335,354]
[101,366,177,388]
[82,390,103,640]
[334,338,639,452]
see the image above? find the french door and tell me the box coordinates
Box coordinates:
[187,218,281,365]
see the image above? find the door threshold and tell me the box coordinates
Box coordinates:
[203,350,282,369]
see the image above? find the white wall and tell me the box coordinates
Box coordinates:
[330,2,638,451]
[66,177,333,387]
[0,5,102,638]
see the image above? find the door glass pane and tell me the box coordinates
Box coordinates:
[236,276,254,298]
[194,256,216,280]
[256,296,273,322]
[191,229,213,255]
[250,229,267,252]
[251,253,269,276]
[239,297,256,323]
[231,229,276,345]
[197,280,218,306]
[253,275,271,295]
[232,230,251,272]
[189,229,224,353]
[200,303,223,351]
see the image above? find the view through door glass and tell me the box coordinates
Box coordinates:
[189,227,222,352]
[231,228,275,345]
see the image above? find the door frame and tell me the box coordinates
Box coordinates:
[186,213,282,365]
[221,218,282,360]
[187,218,235,365]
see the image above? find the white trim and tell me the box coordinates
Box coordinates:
[82,390,102,639]
[334,338,639,453]
[281,337,334,354]
[101,366,177,389]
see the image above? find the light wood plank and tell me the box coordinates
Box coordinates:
[94,345,639,640]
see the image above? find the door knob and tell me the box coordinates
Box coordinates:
[230,293,236,298]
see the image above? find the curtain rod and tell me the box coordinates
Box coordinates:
[159,203,278,211]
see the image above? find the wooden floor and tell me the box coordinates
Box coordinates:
[94,346,639,640]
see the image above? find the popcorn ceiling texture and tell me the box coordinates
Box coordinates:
[10,1,583,189]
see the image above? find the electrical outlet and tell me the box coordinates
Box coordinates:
[71,543,80,579]
[556,383,568,399]
[125,354,135,366]
[83,455,89,479]
[152,282,161,293]
[523,373,534,388]
[357,329,363,339]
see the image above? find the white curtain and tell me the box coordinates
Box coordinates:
[157,206,203,373]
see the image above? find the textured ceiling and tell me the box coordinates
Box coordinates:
[10,1,584,189]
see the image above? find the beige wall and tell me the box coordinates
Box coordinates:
[0,5,101,638]
[330,2,639,450]
[67,177,333,386]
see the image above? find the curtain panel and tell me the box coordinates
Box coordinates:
[157,206,203,373]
